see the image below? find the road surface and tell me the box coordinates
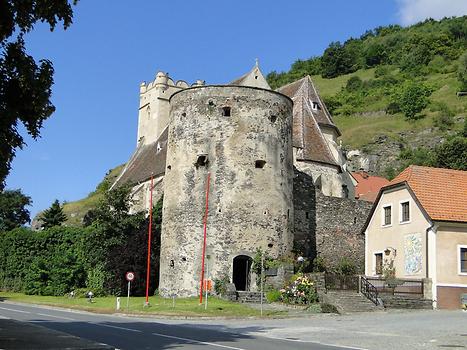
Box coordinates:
[0,302,351,350]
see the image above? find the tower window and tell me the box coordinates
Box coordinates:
[222,107,231,117]
[195,155,208,167]
[269,115,277,123]
[255,160,266,168]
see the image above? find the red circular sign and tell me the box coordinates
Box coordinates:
[125,271,135,281]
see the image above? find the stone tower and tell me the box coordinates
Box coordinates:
[137,72,205,146]
[159,85,294,297]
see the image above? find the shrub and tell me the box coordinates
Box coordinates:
[280,274,318,305]
[320,303,339,313]
[345,76,363,92]
[312,256,327,272]
[213,274,230,296]
[336,257,357,276]
[266,289,281,303]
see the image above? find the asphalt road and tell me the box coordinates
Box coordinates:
[0,302,350,350]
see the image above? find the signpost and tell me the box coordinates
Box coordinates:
[125,271,135,312]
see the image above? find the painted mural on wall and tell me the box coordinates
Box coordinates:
[404,233,422,275]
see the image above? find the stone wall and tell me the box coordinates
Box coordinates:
[159,85,294,297]
[293,169,372,272]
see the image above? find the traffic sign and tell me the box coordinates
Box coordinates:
[125,271,135,282]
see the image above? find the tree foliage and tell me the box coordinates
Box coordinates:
[391,81,433,120]
[0,188,163,297]
[39,199,67,229]
[0,189,32,231]
[267,16,467,89]
[458,51,467,91]
[0,0,78,189]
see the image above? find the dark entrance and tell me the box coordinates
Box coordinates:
[232,255,253,291]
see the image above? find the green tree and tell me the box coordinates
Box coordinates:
[0,0,78,189]
[321,41,358,78]
[393,81,432,120]
[433,137,467,171]
[40,200,67,229]
[0,189,32,231]
[457,51,467,91]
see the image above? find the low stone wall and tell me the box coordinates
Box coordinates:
[380,295,433,309]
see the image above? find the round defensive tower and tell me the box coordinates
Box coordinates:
[159,85,294,297]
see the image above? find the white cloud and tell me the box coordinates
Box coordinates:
[397,0,467,26]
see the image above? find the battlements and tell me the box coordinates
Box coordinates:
[139,71,205,94]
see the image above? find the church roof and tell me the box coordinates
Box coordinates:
[111,127,168,188]
[292,95,338,166]
[229,62,271,90]
[277,76,340,135]
[277,76,340,166]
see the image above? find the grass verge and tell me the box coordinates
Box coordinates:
[0,292,285,318]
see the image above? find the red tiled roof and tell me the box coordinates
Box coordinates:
[387,165,467,223]
[352,171,390,202]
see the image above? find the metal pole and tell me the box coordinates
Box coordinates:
[205,260,209,310]
[260,252,264,317]
[145,174,154,306]
[127,281,130,312]
[199,173,211,304]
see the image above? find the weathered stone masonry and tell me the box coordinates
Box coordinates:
[294,170,372,272]
[159,85,294,297]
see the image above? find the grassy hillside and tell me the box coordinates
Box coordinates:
[61,164,124,226]
[268,16,467,151]
[309,68,465,148]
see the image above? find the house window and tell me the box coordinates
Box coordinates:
[459,246,467,274]
[312,101,320,110]
[401,201,410,223]
[375,253,383,275]
[383,205,392,226]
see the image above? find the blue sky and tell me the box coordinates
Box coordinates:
[6,0,467,219]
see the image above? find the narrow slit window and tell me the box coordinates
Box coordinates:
[222,107,231,117]
[195,155,208,167]
[269,115,277,123]
[255,160,266,168]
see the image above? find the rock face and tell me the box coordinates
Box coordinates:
[346,130,447,177]
[159,85,294,297]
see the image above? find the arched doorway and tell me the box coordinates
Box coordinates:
[232,255,253,291]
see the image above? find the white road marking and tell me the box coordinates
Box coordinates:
[95,323,142,333]
[36,313,76,321]
[258,335,369,350]
[0,306,30,314]
[0,315,10,319]
[152,332,247,350]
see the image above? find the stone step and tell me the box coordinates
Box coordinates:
[321,291,383,313]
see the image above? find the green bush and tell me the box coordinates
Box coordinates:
[336,257,357,276]
[213,274,230,296]
[266,289,282,303]
[320,303,339,313]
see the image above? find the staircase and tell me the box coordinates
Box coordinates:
[236,291,266,303]
[321,290,383,313]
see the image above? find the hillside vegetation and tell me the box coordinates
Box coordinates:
[60,164,124,226]
[267,16,467,176]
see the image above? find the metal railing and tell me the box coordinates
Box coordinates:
[360,276,380,305]
[325,273,359,291]
[365,276,424,296]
